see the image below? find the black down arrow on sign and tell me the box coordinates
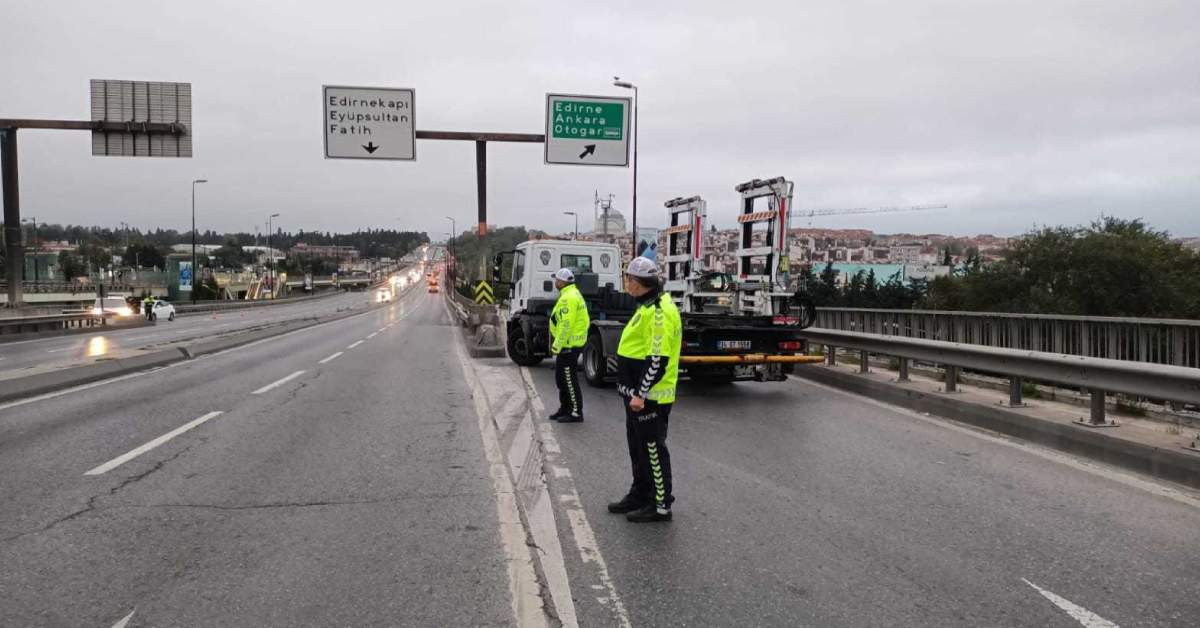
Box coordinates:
[362,142,380,154]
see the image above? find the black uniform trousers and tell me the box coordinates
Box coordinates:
[554,349,583,417]
[624,398,674,509]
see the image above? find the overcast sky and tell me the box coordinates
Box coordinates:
[3,0,1198,239]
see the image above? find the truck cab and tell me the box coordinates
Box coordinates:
[504,240,622,316]
[498,239,624,366]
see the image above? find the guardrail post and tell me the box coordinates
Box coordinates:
[859,350,869,373]
[1008,376,1024,407]
[1074,389,1118,428]
[897,357,909,382]
[944,365,958,393]
[825,345,836,366]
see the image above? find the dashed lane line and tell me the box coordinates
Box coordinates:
[347,340,364,349]
[250,370,306,395]
[318,352,344,364]
[84,411,224,476]
[366,332,378,339]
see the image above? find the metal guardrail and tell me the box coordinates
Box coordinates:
[815,307,1200,369]
[0,312,105,336]
[801,327,1200,426]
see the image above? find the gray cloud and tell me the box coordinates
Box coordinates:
[2,0,1197,240]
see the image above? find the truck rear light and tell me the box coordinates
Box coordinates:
[773,316,799,325]
[778,341,802,351]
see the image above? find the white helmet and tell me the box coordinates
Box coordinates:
[554,267,575,283]
[625,256,659,279]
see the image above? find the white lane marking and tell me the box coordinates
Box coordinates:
[250,370,306,395]
[366,332,378,339]
[1022,579,1118,627]
[84,412,224,476]
[446,300,548,627]
[0,286,409,413]
[318,352,344,364]
[377,327,387,333]
[45,348,72,353]
[520,365,631,628]
[110,609,136,628]
[347,340,364,349]
[794,378,1200,511]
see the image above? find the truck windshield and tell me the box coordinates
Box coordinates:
[560,254,592,272]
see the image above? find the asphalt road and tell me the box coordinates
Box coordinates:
[0,284,514,626]
[0,287,405,379]
[522,363,1200,627]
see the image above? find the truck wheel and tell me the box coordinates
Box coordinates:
[583,332,608,387]
[506,326,544,367]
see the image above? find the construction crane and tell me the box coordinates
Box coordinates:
[798,203,948,226]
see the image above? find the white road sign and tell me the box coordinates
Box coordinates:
[323,85,415,160]
[544,93,631,167]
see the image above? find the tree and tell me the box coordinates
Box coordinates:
[941,248,953,266]
[123,243,165,269]
[212,241,252,270]
[920,217,1200,318]
[810,261,841,306]
[57,251,86,280]
[78,242,113,273]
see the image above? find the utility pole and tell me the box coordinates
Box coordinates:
[613,78,639,258]
[191,179,207,304]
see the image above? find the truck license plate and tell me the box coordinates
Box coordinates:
[717,340,752,350]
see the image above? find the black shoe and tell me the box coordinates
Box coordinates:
[557,414,584,423]
[607,494,645,514]
[547,410,566,421]
[626,504,672,523]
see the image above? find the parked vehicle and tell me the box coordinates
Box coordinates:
[148,300,176,322]
[494,177,818,386]
[92,296,133,317]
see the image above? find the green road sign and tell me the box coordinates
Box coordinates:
[544,93,631,167]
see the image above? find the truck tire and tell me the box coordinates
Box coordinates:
[506,326,544,367]
[583,331,609,387]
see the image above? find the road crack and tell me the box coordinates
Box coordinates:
[1,445,193,543]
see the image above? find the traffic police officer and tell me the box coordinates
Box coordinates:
[549,268,589,422]
[608,257,682,523]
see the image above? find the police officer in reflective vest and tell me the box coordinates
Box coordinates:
[549,268,589,423]
[609,257,682,522]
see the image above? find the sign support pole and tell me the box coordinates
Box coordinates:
[475,140,488,280]
[413,130,544,288]
[1,128,22,308]
[0,117,188,310]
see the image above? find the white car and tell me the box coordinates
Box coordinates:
[148,300,176,322]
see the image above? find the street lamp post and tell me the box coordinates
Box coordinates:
[563,211,578,240]
[191,179,207,304]
[267,212,280,299]
[613,77,639,259]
